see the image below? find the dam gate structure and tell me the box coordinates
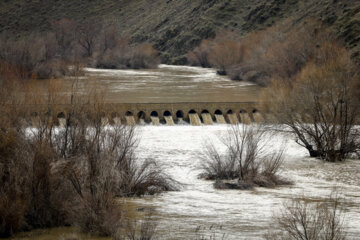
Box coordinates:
[26,102,263,126]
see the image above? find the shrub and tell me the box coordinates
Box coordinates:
[266,194,347,240]
[200,124,291,189]
[0,78,174,237]
[187,39,212,67]
[259,43,360,162]
[187,18,336,86]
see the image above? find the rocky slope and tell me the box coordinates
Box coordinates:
[0,0,359,64]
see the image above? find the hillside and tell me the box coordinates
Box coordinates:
[0,0,359,64]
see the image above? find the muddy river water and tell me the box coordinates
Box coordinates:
[9,66,360,239]
[30,65,260,103]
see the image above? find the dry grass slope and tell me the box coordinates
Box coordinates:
[0,0,359,64]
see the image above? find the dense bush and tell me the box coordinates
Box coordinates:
[266,194,347,240]
[187,18,336,86]
[0,79,174,238]
[200,124,291,189]
[259,42,360,162]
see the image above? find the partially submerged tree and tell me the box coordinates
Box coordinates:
[200,124,291,189]
[260,43,360,162]
[266,194,347,240]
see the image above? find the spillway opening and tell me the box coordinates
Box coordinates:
[187,109,197,123]
[175,110,186,124]
[188,109,201,126]
[189,109,197,114]
[214,109,222,115]
[252,109,263,122]
[125,111,135,125]
[138,111,146,119]
[200,110,213,125]
[163,110,174,125]
[150,111,159,117]
[176,110,184,118]
[239,110,251,124]
[150,111,161,125]
[163,110,172,117]
[214,109,226,124]
[226,109,238,124]
[137,111,147,124]
[125,111,134,116]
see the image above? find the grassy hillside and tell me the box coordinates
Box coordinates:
[0,0,359,64]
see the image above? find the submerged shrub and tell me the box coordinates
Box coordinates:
[259,43,360,162]
[200,124,291,189]
[266,194,347,240]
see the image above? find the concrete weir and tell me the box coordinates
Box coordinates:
[28,101,263,126]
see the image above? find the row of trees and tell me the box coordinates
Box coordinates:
[0,18,160,80]
[187,19,337,86]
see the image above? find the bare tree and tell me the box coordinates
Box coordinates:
[267,194,347,240]
[260,43,360,162]
[76,19,102,58]
[200,124,290,189]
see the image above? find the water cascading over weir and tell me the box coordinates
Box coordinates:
[31,102,263,127]
[214,110,226,124]
[164,110,175,125]
[150,111,160,126]
[188,109,201,126]
[200,110,213,125]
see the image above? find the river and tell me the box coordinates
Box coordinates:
[29,65,260,103]
[9,66,360,240]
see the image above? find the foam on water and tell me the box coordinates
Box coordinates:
[132,125,360,239]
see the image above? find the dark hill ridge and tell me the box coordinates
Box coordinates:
[0,0,359,64]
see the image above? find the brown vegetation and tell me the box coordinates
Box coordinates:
[187,19,337,85]
[200,124,291,190]
[0,77,174,238]
[266,194,347,240]
[260,42,360,162]
[0,18,159,81]
[190,18,360,162]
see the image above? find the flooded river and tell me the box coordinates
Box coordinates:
[11,125,360,240]
[132,125,360,239]
[31,65,260,103]
[10,66,360,239]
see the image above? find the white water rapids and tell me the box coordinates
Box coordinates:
[131,124,360,239]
